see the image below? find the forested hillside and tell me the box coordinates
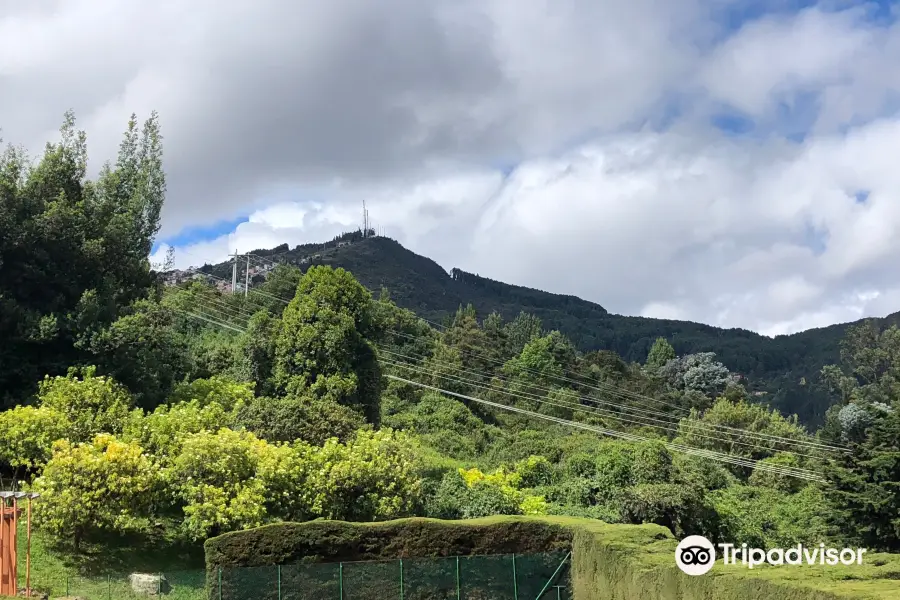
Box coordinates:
[197,235,900,426]
[3,114,900,593]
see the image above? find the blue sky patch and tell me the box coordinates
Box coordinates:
[802,222,828,256]
[711,112,756,135]
[491,160,519,179]
[774,90,821,137]
[152,215,248,254]
[854,189,870,204]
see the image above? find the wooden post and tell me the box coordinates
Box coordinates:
[1,498,9,597]
[26,496,32,597]
[0,499,6,597]
[0,492,38,597]
[9,498,16,594]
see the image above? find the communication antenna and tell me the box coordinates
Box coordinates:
[231,249,238,295]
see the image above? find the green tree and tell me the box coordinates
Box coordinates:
[255,263,302,316]
[235,394,366,445]
[513,455,555,488]
[425,470,520,519]
[443,305,499,381]
[710,485,830,548]
[822,322,900,408]
[593,442,634,496]
[382,392,497,460]
[82,299,191,409]
[33,434,159,549]
[747,453,806,494]
[0,405,69,473]
[274,266,381,423]
[37,366,133,443]
[236,312,280,397]
[824,404,900,551]
[661,352,730,399]
[0,111,166,408]
[631,440,673,484]
[676,398,811,466]
[122,399,234,466]
[168,375,254,411]
[372,297,438,362]
[171,428,270,541]
[619,483,713,538]
[306,429,421,521]
[505,311,543,354]
[504,332,576,386]
[645,337,676,369]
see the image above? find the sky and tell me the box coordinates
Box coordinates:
[3,0,900,337]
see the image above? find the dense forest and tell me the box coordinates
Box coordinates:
[197,234,900,427]
[1,114,899,571]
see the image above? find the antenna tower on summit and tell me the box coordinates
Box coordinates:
[363,200,371,238]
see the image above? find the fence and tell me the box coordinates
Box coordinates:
[21,551,570,600]
[214,551,571,600]
[25,570,206,600]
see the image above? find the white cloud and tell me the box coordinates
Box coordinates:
[13,1,900,336]
[157,110,900,336]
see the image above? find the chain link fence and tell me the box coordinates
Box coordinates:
[214,550,571,600]
[23,551,569,599]
[26,570,206,600]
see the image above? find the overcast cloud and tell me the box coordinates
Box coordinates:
[3,0,900,336]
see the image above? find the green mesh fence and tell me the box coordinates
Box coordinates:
[215,550,571,600]
[19,551,568,599]
[27,569,206,600]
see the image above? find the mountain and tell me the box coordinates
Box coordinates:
[199,233,900,426]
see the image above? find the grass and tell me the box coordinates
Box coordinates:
[14,518,206,600]
[552,515,900,600]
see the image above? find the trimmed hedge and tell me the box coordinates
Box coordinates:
[205,517,572,567]
[205,516,900,600]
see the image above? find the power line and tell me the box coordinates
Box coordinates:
[379,356,831,463]
[376,346,846,454]
[167,302,825,480]
[179,310,247,334]
[386,375,825,482]
[169,297,841,463]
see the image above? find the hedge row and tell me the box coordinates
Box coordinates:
[205,516,900,599]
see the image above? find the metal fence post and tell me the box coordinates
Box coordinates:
[455,556,460,600]
[278,564,282,600]
[107,574,111,600]
[399,558,404,600]
[339,562,344,600]
[512,554,518,600]
[65,576,69,597]
[218,566,222,600]
[158,573,162,595]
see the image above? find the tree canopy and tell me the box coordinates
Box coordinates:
[1,113,899,564]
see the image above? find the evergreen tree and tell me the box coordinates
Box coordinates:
[646,337,676,369]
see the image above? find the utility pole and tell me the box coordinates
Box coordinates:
[245,254,250,298]
[232,249,238,295]
[363,200,367,238]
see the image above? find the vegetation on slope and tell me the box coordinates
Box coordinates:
[2,112,900,598]
[198,235,900,426]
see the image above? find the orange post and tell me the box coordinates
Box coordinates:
[9,498,16,594]
[0,492,39,597]
[26,496,31,597]
[0,499,8,596]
